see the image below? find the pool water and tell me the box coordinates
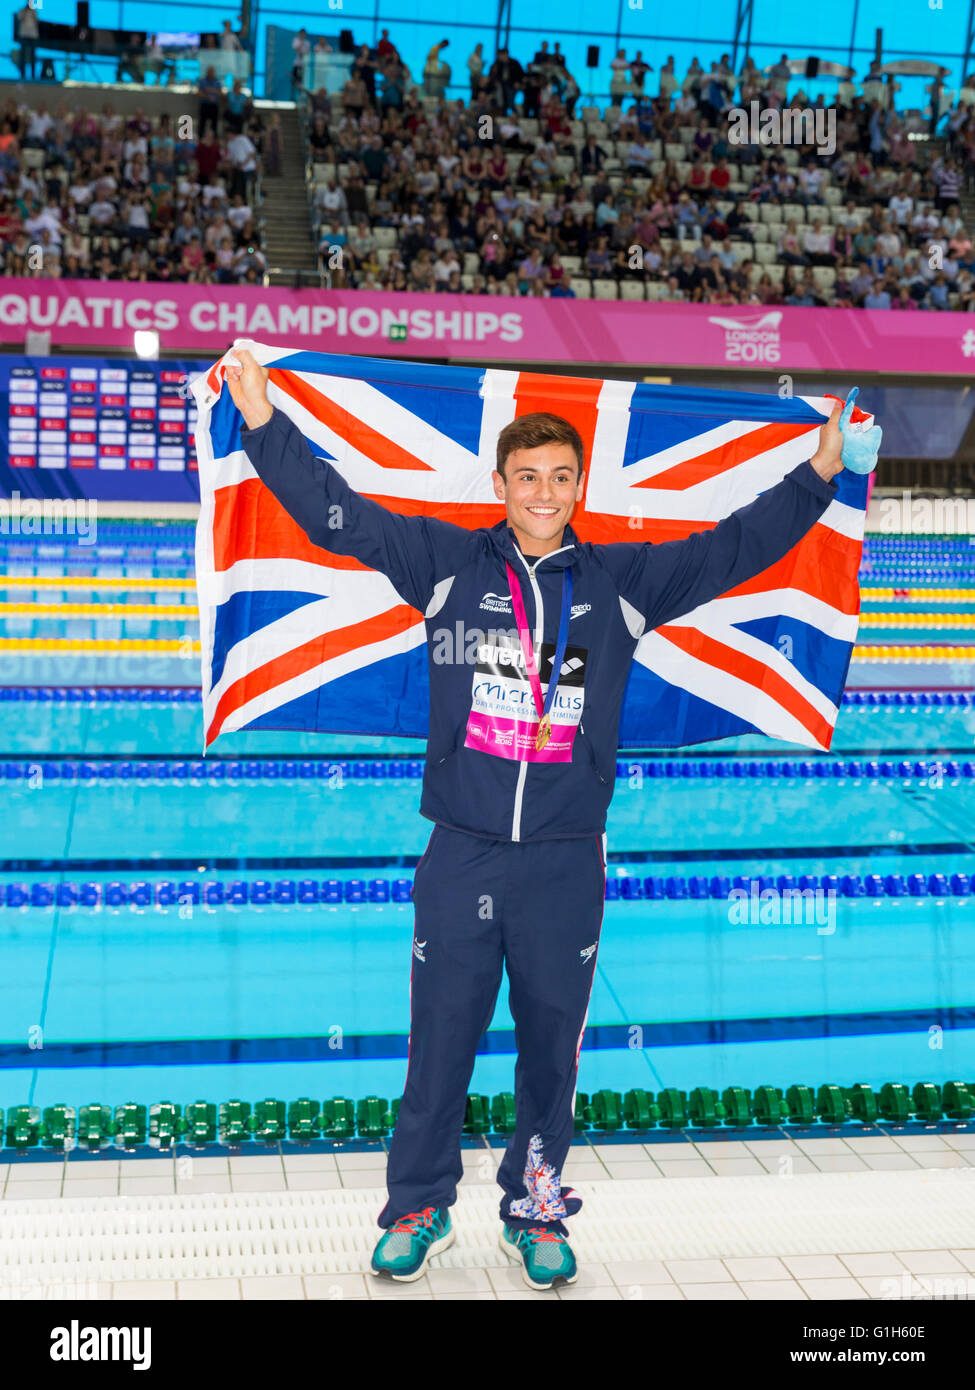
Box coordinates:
[2,528,975,1126]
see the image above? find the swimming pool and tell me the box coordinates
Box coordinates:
[2,525,974,1135]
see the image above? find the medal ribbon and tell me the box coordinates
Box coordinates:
[505,560,573,727]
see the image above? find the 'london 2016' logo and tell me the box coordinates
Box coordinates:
[707,310,782,364]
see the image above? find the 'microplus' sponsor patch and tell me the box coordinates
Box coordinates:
[464,634,587,763]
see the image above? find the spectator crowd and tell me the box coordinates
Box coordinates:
[306,36,975,311]
[0,85,269,284]
[2,30,975,311]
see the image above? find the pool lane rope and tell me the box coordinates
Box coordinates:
[0,602,197,618]
[1,685,973,706]
[1,578,195,590]
[1,582,968,601]
[0,639,199,653]
[5,603,975,626]
[4,753,975,784]
[2,582,973,602]
[1,1081,972,1149]
[0,640,971,659]
[1,867,972,908]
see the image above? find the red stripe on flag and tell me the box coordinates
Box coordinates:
[724,521,861,615]
[633,422,817,490]
[575,508,706,546]
[272,369,435,472]
[206,602,420,746]
[212,477,503,572]
[510,372,603,507]
[574,513,861,613]
[656,624,835,749]
[212,477,355,572]
[360,496,503,527]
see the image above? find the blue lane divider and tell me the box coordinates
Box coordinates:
[0,549,192,560]
[1,687,973,709]
[3,755,973,783]
[5,564,975,584]
[0,529,195,547]
[3,533,968,550]
[8,562,975,582]
[4,530,975,547]
[1,870,970,908]
[618,756,972,780]
[1,534,971,548]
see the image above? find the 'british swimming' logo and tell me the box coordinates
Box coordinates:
[479,591,511,613]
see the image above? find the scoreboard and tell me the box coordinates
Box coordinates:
[1,357,210,502]
[7,362,199,472]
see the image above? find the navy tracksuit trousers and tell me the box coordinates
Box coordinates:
[377,824,607,1238]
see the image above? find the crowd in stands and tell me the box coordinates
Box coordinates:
[3,30,975,310]
[306,36,975,311]
[0,88,269,284]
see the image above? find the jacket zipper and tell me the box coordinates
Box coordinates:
[578,719,608,784]
[509,544,574,842]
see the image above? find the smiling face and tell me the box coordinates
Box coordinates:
[492,443,584,558]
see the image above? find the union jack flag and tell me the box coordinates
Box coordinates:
[192,341,870,752]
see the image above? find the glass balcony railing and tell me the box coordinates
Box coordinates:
[295,52,354,96]
[4,43,252,88]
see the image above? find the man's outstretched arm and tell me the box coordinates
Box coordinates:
[227,347,474,615]
[600,395,863,634]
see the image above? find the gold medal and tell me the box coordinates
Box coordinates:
[535,713,552,751]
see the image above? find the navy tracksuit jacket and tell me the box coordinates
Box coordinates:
[242,406,837,1233]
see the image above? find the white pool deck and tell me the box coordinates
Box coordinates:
[2,1128,974,1300]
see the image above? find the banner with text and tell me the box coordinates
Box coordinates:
[0,279,972,375]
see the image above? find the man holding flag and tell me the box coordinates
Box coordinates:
[224,346,880,1292]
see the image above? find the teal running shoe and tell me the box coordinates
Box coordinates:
[499,1223,578,1290]
[371,1206,454,1282]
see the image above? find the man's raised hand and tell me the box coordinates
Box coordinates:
[225,346,273,431]
[808,387,882,482]
[808,397,846,482]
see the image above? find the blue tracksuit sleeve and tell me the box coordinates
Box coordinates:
[239,405,474,614]
[600,458,837,632]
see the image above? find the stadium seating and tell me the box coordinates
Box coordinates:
[303,50,975,308]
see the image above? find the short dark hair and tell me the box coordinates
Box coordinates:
[496,412,584,481]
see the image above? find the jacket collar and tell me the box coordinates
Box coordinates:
[488,518,580,571]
